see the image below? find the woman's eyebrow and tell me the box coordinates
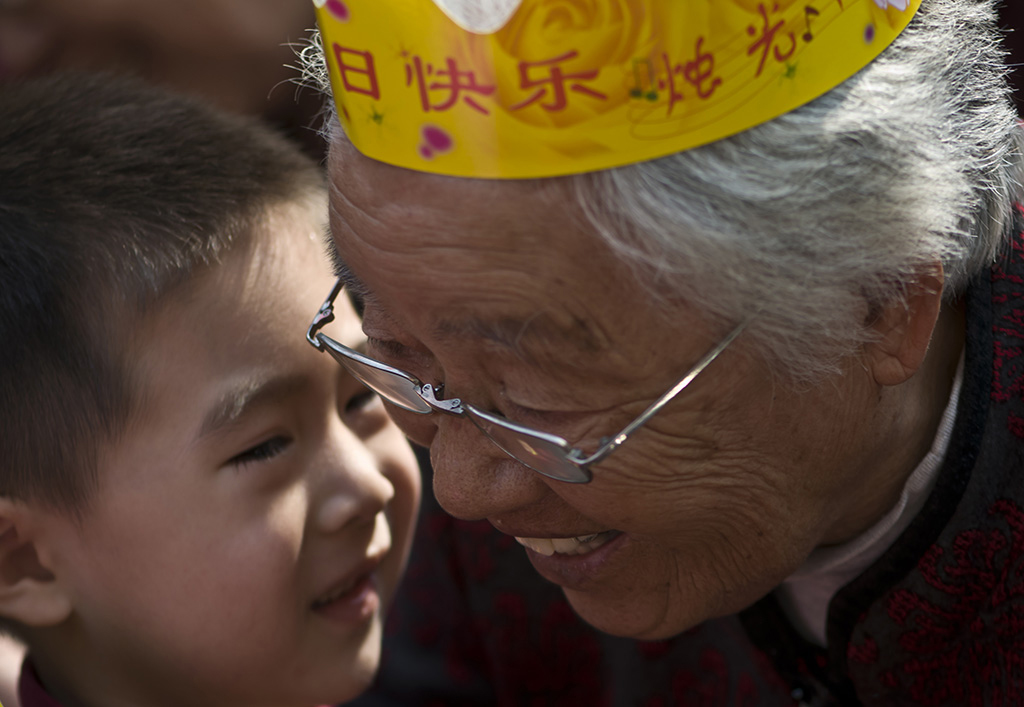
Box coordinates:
[435,311,604,363]
[322,234,372,305]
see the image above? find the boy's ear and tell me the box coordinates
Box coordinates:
[0,499,72,628]
[865,263,945,387]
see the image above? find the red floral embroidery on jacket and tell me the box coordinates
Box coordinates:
[879,499,1024,705]
[992,219,1024,407]
[1010,413,1024,439]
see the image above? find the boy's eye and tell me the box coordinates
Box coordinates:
[342,387,390,438]
[346,388,380,415]
[228,435,292,467]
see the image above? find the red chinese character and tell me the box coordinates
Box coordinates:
[746,3,797,77]
[333,44,380,99]
[404,55,495,115]
[509,50,607,112]
[659,37,723,115]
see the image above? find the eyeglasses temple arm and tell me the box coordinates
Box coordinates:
[306,278,345,349]
[576,318,751,466]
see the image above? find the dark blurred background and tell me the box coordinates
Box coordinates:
[1002,2,1024,114]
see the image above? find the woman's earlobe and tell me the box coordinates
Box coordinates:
[866,264,945,387]
[0,500,73,628]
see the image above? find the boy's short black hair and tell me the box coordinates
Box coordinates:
[0,72,325,514]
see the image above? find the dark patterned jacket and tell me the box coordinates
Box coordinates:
[352,215,1024,707]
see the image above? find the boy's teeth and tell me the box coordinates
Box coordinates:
[515,531,615,556]
[313,578,357,608]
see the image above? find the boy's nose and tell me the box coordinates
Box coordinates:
[314,423,396,535]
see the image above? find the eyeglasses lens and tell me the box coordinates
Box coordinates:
[464,407,589,483]
[318,333,590,481]
[322,346,432,413]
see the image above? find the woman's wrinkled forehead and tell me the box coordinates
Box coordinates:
[323,235,612,369]
[326,132,565,225]
[323,146,676,380]
[324,142,586,290]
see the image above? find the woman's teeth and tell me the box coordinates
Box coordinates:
[514,531,617,556]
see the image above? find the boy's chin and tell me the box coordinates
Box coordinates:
[336,663,380,704]
[321,633,383,705]
[318,672,379,707]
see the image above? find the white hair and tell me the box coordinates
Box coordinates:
[300,0,1024,383]
[571,0,1024,381]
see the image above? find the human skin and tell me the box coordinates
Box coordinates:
[16,200,420,707]
[324,137,964,641]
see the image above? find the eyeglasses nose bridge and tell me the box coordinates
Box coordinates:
[419,383,465,416]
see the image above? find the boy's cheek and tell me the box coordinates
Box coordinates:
[369,425,421,486]
[383,440,421,551]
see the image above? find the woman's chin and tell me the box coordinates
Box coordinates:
[559,586,696,641]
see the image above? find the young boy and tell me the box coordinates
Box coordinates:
[0,72,420,707]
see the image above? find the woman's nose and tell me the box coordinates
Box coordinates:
[428,413,549,522]
[314,421,396,535]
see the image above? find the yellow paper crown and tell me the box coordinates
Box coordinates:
[314,0,921,179]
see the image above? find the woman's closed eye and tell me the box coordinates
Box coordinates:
[228,435,292,468]
[498,387,580,423]
[365,336,438,382]
[366,336,415,363]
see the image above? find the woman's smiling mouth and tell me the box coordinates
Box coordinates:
[514,530,621,556]
[513,530,631,592]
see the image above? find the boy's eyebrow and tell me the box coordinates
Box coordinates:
[197,373,308,440]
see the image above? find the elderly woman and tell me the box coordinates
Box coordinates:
[305,0,1023,703]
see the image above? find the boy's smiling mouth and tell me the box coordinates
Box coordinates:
[311,552,388,624]
[311,573,372,609]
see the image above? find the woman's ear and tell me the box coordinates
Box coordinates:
[0,499,72,628]
[865,263,946,387]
